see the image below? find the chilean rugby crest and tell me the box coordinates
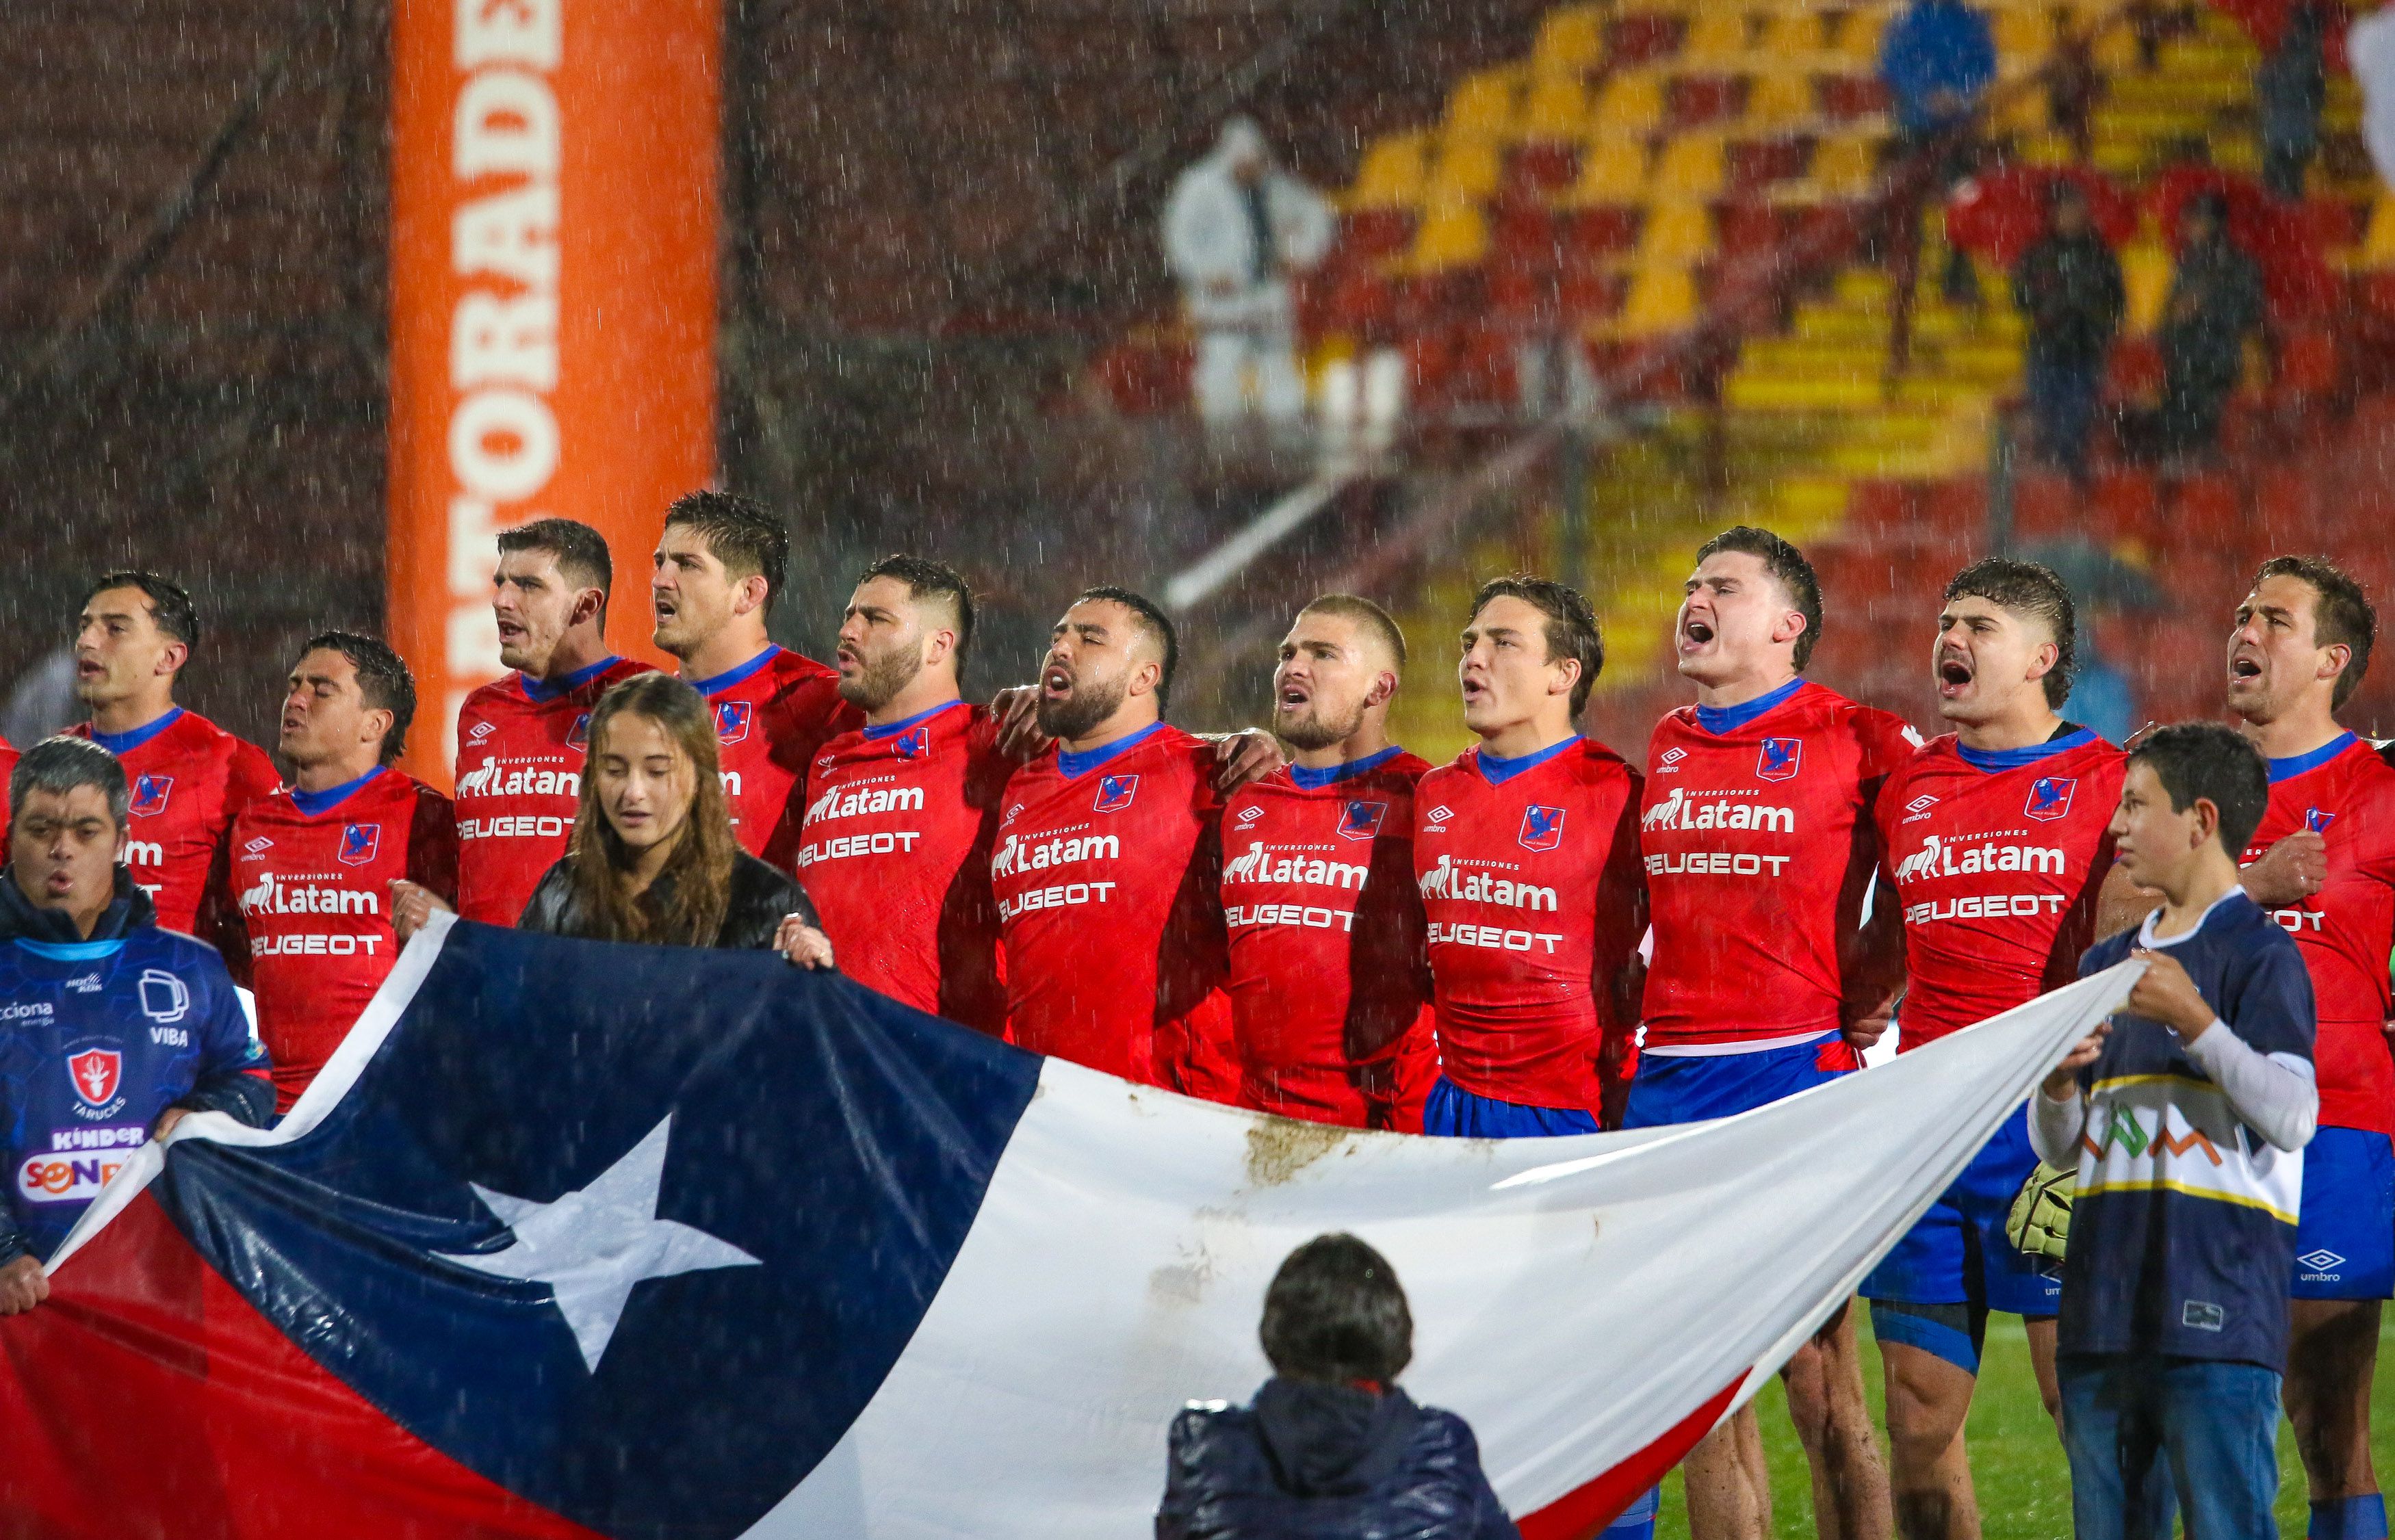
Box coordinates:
[1093,774,1139,813]
[1338,800,1388,841]
[714,701,753,746]
[1756,738,1802,782]
[2024,776,2076,822]
[66,1048,121,1109]
[891,726,931,761]
[129,774,172,818]
[339,823,382,867]
[566,713,592,751]
[2306,807,2338,834]
[1518,804,1566,851]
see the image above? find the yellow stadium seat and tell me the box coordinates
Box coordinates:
[1638,198,1717,265]
[1809,134,1880,198]
[1994,84,2051,132]
[1651,133,1729,199]
[1593,70,1668,133]
[2120,239,2173,334]
[2091,22,2142,69]
[1682,10,1755,64]
[1569,138,1651,203]
[1614,264,1700,337]
[1830,8,1889,64]
[1347,131,1431,209]
[2360,196,2395,269]
[1995,8,2056,60]
[1523,73,1591,142]
[1533,5,1608,77]
[1429,135,1505,200]
[1411,196,1491,271]
[1756,12,1829,61]
[1446,69,1522,140]
[1746,70,1817,131]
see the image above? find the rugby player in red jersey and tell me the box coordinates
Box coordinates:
[1220,595,1436,1130]
[405,519,651,928]
[231,634,456,1112]
[2218,557,2395,1540]
[67,573,279,947]
[1414,575,1644,1136]
[801,556,1009,1034]
[991,587,1234,1095]
[649,492,860,871]
[1632,527,1913,1540]
[0,733,14,846]
[1861,558,2125,1538]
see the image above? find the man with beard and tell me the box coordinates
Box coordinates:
[798,556,1009,1034]
[1218,595,1437,1130]
[989,587,1234,1095]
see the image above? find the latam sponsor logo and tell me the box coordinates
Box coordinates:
[1416,854,1557,911]
[799,831,922,867]
[1518,805,1566,852]
[454,762,581,799]
[138,969,189,1025]
[1226,902,1358,933]
[997,880,1117,921]
[18,1148,137,1205]
[0,1001,53,1024]
[1427,922,1566,954]
[2307,807,2338,835]
[2024,776,2077,822]
[1093,774,1139,814]
[67,1049,120,1108]
[803,782,926,827]
[566,712,591,751]
[1642,787,1796,835]
[240,872,381,917]
[1223,841,1369,891]
[714,701,753,746]
[990,831,1118,879]
[1893,834,2067,884]
[339,823,383,867]
[129,774,172,818]
[459,814,571,841]
[1339,800,1388,841]
[1756,737,1802,782]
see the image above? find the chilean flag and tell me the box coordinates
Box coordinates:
[0,918,2138,1538]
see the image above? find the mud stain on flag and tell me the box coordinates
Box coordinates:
[1242,1118,1349,1189]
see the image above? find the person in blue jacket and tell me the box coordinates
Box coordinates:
[0,735,274,1315]
[1157,1232,1519,1540]
[1881,0,1999,303]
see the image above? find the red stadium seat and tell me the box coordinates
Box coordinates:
[1817,75,1892,120]
[1670,75,1744,130]
[1608,13,1684,65]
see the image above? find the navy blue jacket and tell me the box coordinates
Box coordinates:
[1158,1378,1519,1540]
[0,867,274,1265]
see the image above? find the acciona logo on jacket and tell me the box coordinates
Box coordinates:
[1416,854,1557,911]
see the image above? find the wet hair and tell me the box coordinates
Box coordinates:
[82,571,198,652]
[1300,593,1409,669]
[1945,558,2079,708]
[1259,1234,1414,1386]
[1695,525,1824,672]
[860,554,976,662]
[1074,586,1179,708]
[565,673,740,946]
[9,735,129,833]
[1470,575,1605,717]
[497,518,615,616]
[2129,722,2270,855]
[2254,555,2374,711]
[664,491,789,612]
[298,631,417,766]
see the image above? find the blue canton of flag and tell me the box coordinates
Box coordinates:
[1518,804,1567,851]
[1756,738,1802,783]
[2024,776,2078,822]
[337,823,380,867]
[129,775,172,818]
[1093,774,1139,813]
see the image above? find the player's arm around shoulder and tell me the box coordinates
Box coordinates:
[150,935,276,1143]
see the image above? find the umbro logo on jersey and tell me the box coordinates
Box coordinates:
[1339,800,1388,841]
[1659,747,1687,767]
[2306,808,2338,834]
[1002,802,1024,827]
[339,823,383,867]
[714,701,753,746]
[1234,804,1264,827]
[2297,1248,2346,1273]
[1518,805,1566,852]
[566,713,592,751]
[1757,738,1802,782]
[1093,775,1139,813]
[467,721,497,742]
[1424,805,1453,826]
[1906,795,1938,814]
[129,774,172,818]
[2024,776,2077,822]
[243,837,273,854]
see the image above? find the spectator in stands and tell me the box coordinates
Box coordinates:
[2355,5,2395,190]
[1157,1233,1518,1540]
[2258,0,2331,200]
[1163,118,1334,445]
[2147,192,2266,465]
[1880,0,1999,303]
[2013,181,2126,479]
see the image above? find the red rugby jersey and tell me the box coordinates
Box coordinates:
[230,768,457,1111]
[992,722,1227,1092]
[688,646,862,873]
[452,656,653,926]
[1219,748,1439,1130]
[2240,733,2395,1134]
[799,700,1009,1034]
[1877,729,2124,1047]
[72,709,280,941]
[0,733,17,848]
[1413,736,1645,1110]
[1641,679,1919,1052]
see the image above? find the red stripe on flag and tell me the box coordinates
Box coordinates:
[1514,1372,1748,1540]
[0,1191,600,1539]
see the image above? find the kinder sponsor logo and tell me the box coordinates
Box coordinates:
[67,1049,120,1108]
[1416,855,1557,911]
[989,831,1119,879]
[996,880,1117,921]
[2024,776,2077,822]
[18,1149,136,1205]
[803,782,926,827]
[1756,737,1802,782]
[129,774,172,818]
[49,1126,144,1153]
[1893,834,2067,884]
[240,872,381,917]
[454,763,581,799]
[1223,841,1370,891]
[1642,787,1796,835]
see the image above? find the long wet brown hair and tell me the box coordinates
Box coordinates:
[564,673,738,945]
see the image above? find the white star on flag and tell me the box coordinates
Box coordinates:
[437,1115,761,1372]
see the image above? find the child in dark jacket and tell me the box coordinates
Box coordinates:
[1156,1233,1519,1540]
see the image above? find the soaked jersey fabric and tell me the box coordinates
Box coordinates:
[72,708,281,943]
[687,647,863,873]
[1413,736,1645,1112]
[1219,748,1438,1130]
[800,701,1009,1035]
[231,768,457,1112]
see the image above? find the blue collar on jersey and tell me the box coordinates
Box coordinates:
[1694,677,1804,736]
[687,645,781,699]
[1957,726,2097,774]
[863,699,966,741]
[1475,735,1579,786]
[519,655,621,704]
[1058,720,1163,779]
[291,764,385,818]
[87,707,183,756]
[1290,744,1405,789]
[2268,731,2357,785]
[15,937,125,961]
